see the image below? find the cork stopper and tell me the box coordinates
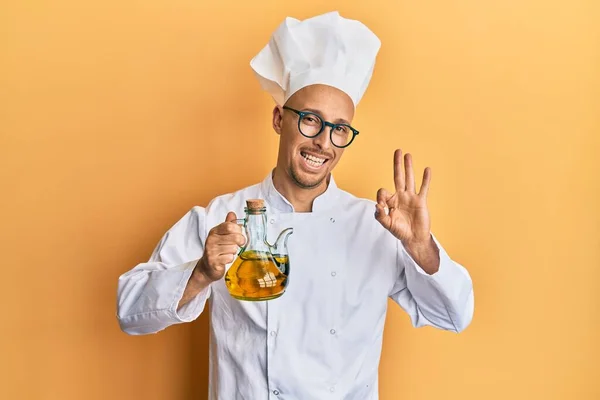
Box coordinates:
[246,199,265,211]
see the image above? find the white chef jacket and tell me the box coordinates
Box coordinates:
[117,172,474,400]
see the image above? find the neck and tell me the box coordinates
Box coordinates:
[272,167,329,212]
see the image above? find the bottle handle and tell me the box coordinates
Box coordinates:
[235,218,247,254]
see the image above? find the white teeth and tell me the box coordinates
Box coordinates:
[301,152,326,166]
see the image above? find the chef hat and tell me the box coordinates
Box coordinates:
[250,11,381,108]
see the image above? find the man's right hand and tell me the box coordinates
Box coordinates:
[178,212,245,310]
[195,211,246,282]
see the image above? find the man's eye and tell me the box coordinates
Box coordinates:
[302,115,320,125]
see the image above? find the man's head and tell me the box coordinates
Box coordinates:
[272,84,355,189]
[250,11,380,192]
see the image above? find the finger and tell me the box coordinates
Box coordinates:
[374,202,392,230]
[207,252,236,268]
[419,167,432,198]
[225,211,237,222]
[216,253,236,265]
[376,188,392,207]
[217,244,240,256]
[212,232,245,245]
[393,149,405,192]
[213,221,243,235]
[405,153,415,193]
[234,233,246,246]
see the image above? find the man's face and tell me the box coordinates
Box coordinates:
[273,84,355,189]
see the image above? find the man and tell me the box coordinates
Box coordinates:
[117,11,474,400]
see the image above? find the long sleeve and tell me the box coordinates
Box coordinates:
[116,206,211,335]
[389,233,474,333]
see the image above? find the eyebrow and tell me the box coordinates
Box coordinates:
[302,108,351,125]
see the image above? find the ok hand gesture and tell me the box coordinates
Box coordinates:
[375,149,432,247]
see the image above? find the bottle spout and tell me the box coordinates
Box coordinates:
[270,227,294,256]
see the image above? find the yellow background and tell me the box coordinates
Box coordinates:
[1,1,599,399]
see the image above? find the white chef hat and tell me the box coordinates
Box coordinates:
[250,11,381,108]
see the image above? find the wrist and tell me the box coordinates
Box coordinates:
[192,258,212,285]
[403,235,435,253]
[403,235,440,274]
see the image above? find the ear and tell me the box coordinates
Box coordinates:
[272,105,284,135]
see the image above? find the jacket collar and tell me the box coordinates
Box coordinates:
[260,170,340,213]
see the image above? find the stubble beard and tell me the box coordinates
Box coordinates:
[289,164,327,189]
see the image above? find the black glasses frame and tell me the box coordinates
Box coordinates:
[282,106,359,148]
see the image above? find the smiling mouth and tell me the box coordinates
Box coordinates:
[300,151,329,168]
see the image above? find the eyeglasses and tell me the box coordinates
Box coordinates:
[282,106,359,148]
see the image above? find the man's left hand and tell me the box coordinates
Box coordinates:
[375,149,440,273]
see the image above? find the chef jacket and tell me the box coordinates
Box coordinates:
[117,172,474,400]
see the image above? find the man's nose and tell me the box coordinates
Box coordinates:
[311,127,333,150]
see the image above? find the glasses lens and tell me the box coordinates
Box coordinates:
[299,113,322,137]
[331,125,354,147]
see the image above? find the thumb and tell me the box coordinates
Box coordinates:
[225,211,237,222]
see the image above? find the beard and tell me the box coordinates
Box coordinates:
[288,164,328,189]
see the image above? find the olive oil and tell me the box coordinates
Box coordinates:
[225,250,288,301]
[224,198,293,301]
